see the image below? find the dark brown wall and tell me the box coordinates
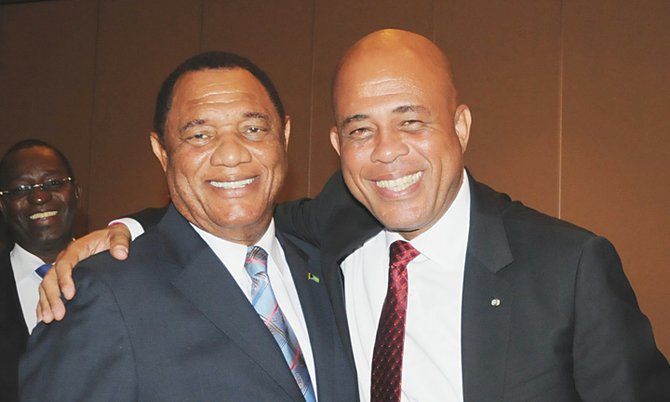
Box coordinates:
[1,0,668,355]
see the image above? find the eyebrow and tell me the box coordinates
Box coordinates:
[341,105,429,126]
[178,119,207,133]
[342,114,369,126]
[243,111,271,121]
[392,104,428,114]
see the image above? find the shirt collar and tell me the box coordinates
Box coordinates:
[385,169,471,265]
[10,243,46,281]
[191,219,279,270]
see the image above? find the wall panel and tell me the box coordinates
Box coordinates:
[0,0,97,236]
[435,0,562,216]
[88,0,202,228]
[561,0,670,354]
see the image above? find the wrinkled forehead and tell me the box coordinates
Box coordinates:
[173,69,275,109]
[168,68,279,121]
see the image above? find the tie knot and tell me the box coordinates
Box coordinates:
[389,240,420,269]
[245,245,269,277]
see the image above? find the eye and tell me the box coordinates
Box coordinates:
[243,126,268,135]
[346,126,374,140]
[1,184,32,199]
[401,120,425,131]
[184,131,214,145]
[43,179,65,190]
[12,185,32,197]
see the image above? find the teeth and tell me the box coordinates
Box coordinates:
[30,211,58,220]
[210,178,255,190]
[375,172,423,192]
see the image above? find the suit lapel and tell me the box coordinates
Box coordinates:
[461,178,514,401]
[278,233,338,400]
[158,206,304,402]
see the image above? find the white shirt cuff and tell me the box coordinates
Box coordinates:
[108,217,145,241]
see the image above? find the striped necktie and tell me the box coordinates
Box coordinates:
[245,245,316,402]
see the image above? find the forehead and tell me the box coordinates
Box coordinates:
[334,48,453,117]
[3,147,67,181]
[168,68,277,122]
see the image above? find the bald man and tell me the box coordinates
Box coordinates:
[40,30,669,401]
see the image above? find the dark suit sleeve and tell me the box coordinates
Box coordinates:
[275,171,374,247]
[572,236,670,400]
[127,207,167,230]
[19,267,136,401]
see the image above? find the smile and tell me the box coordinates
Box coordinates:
[374,172,423,192]
[30,210,58,220]
[209,178,255,190]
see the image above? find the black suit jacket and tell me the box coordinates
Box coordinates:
[20,205,357,401]
[0,246,28,402]
[275,171,670,401]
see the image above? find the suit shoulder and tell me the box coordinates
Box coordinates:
[72,228,170,283]
[473,180,600,253]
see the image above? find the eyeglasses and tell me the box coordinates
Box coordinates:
[0,177,73,200]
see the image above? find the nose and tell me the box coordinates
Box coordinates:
[370,128,410,163]
[27,186,52,205]
[210,132,253,167]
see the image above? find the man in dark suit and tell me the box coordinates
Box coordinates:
[274,29,669,400]
[0,139,80,402]
[20,52,356,401]
[38,30,670,401]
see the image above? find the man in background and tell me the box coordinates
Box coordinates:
[0,139,79,401]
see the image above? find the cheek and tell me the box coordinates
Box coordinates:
[255,144,287,182]
[339,143,368,175]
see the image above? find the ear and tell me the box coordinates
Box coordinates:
[454,104,472,154]
[74,184,82,208]
[150,132,169,173]
[329,126,341,156]
[283,116,291,151]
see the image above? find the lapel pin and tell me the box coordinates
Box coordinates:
[490,298,501,307]
[307,272,320,284]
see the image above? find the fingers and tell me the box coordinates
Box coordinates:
[107,223,131,260]
[53,244,84,301]
[37,285,48,323]
[38,267,66,322]
[36,225,130,324]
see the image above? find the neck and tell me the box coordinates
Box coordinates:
[17,237,71,263]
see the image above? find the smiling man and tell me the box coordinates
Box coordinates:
[0,139,79,401]
[19,52,355,402]
[36,31,670,401]
[321,29,670,401]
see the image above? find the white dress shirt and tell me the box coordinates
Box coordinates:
[120,217,318,398]
[341,171,471,402]
[10,243,48,333]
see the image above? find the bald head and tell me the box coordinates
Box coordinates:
[329,28,471,239]
[332,29,459,118]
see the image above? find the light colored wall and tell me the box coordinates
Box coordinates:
[1,0,668,355]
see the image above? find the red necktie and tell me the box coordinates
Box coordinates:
[371,240,420,402]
